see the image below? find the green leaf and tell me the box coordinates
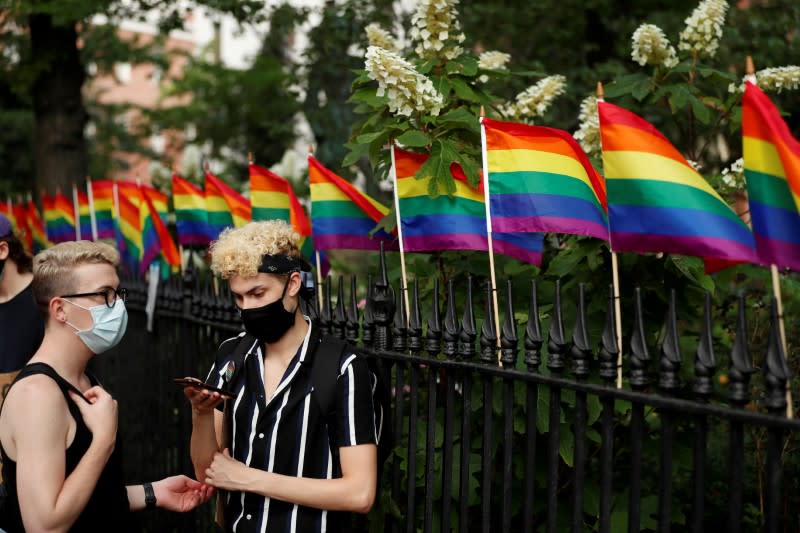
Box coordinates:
[436,107,479,132]
[631,77,654,101]
[356,131,386,144]
[416,58,438,74]
[342,142,370,167]
[396,130,432,148]
[347,88,388,107]
[454,152,481,187]
[668,85,690,113]
[689,95,712,124]
[603,73,648,98]
[450,78,480,103]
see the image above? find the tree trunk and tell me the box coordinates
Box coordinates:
[29,12,87,194]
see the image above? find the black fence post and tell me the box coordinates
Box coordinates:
[598,285,619,533]
[501,278,518,532]
[406,278,422,533]
[345,276,359,344]
[547,279,567,533]
[570,283,591,533]
[657,289,681,533]
[333,276,346,341]
[692,292,715,533]
[629,287,650,533]
[523,279,543,533]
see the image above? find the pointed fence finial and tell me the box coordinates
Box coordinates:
[729,293,755,406]
[443,278,459,359]
[480,280,498,364]
[693,291,716,400]
[629,287,651,391]
[345,276,359,343]
[392,281,408,352]
[524,279,543,370]
[320,276,332,335]
[426,277,442,356]
[659,289,682,391]
[764,299,791,414]
[547,279,567,374]
[599,284,619,386]
[362,274,375,347]
[333,276,347,340]
[500,278,519,367]
[570,283,592,381]
[371,241,395,350]
[461,276,478,361]
[408,278,423,355]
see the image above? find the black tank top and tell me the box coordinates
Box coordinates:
[0,362,131,532]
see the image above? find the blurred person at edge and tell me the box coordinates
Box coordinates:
[0,240,212,532]
[0,214,44,401]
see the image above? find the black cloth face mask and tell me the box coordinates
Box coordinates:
[239,277,297,344]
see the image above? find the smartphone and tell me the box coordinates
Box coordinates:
[174,377,236,399]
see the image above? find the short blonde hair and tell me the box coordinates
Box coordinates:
[32,241,120,312]
[210,220,301,279]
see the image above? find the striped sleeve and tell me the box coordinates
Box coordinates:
[335,354,377,447]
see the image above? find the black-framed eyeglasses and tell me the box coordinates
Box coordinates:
[60,287,127,308]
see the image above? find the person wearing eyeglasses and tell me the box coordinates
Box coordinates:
[0,240,212,532]
[0,213,45,401]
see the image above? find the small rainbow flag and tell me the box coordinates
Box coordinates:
[742,81,800,271]
[394,147,544,265]
[43,191,77,243]
[250,163,291,221]
[205,171,251,238]
[140,185,181,273]
[172,174,212,246]
[74,187,92,240]
[598,101,757,264]
[116,182,142,272]
[26,198,49,251]
[309,156,396,251]
[89,180,116,240]
[483,117,609,241]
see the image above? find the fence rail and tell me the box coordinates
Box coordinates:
[99,247,799,532]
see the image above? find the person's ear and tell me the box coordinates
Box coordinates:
[0,241,8,261]
[286,272,302,297]
[50,296,68,324]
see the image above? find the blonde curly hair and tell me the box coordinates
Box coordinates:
[210,220,301,279]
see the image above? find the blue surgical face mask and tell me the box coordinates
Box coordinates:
[64,299,129,354]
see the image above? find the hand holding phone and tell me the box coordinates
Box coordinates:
[174,377,236,399]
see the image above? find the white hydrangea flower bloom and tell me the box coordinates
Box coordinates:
[506,75,567,120]
[728,66,800,93]
[721,157,744,187]
[573,95,600,155]
[365,46,444,117]
[678,0,729,58]
[365,23,399,52]
[410,0,465,61]
[478,51,510,71]
[631,24,679,68]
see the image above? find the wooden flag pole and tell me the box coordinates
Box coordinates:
[86,178,98,241]
[597,82,625,389]
[71,183,82,240]
[389,142,411,320]
[479,107,503,363]
[747,56,793,417]
[307,145,325,311]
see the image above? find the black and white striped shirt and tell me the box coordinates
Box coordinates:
[206,318,378,533]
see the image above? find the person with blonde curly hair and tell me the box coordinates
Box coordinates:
[0,240,212,532]
[185,220,380,533]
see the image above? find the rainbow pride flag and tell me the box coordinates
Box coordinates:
[43,192,77,243]
[140,185,181,273]
[26,198,49,251]
[205,171,250,238]
[172,174,212,246]
[742,81,800,271]
[394,147,544,265]
[483,117,609,241]
[75,188,92,240]
[250,163,291,221]
[598,101,757,264]
[309,156,396,251]
[10,199,31,250]
[89,180,116,240]
[116,182,142,272]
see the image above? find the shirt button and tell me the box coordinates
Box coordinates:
[258,433,264,439]
[246,514,252,520]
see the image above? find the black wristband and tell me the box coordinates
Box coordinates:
[143,482,157,509]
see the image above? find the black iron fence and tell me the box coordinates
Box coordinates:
[96,249,800,532]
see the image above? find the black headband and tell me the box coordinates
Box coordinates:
[257,254,312,274]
